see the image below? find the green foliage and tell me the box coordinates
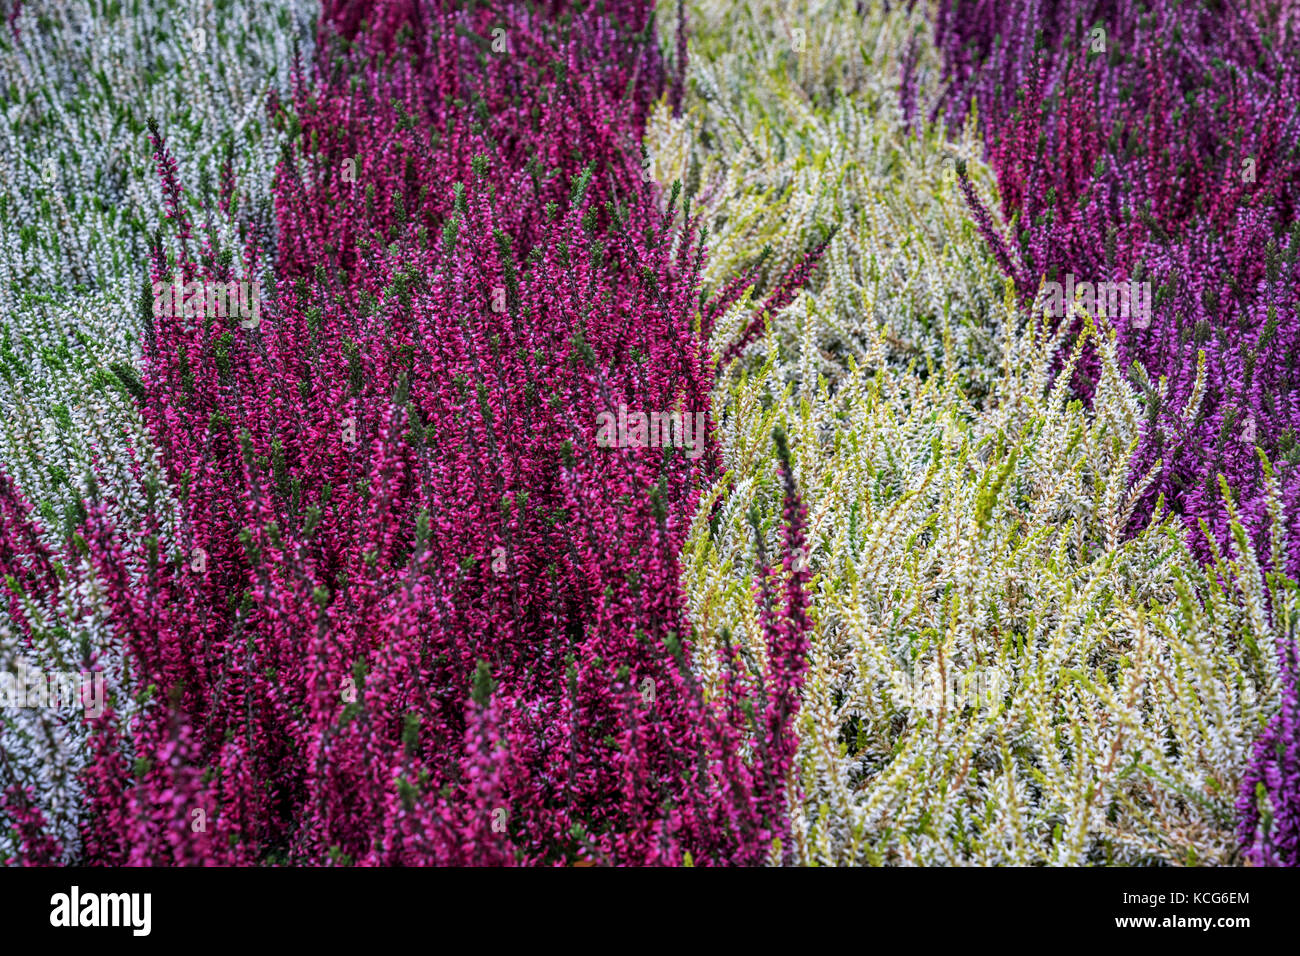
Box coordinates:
[667,0,1290,865]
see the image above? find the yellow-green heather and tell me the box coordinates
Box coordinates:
[655,0,1294,865]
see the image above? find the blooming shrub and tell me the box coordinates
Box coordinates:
[0,0,316,518]
[694,298,1291,864]
[0,0,317,863]
[646,0,1005,397]
[2,0,1296,868]
[933,0,1300,577]
[3,0,817,865]
[1237,634,1300,866]
[667,0,1294,864]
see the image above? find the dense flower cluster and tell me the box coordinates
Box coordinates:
[932,0,1300,867]
[1238,637,1300,866]
[933,0,1300,574]
[661,0,1295,864]
[1,0,820,865]
[1,0,1295,867]
[0,0,318,862]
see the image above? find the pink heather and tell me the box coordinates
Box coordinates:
[0,0,817,866]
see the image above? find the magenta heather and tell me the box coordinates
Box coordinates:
[0,0,818,866]
[1237,639,1300,867]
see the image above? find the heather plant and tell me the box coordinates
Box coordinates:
[646,0,1006,400]
[6,0,1296,870]
[669,0,1293,865]
[932,0,1300,865]
[1238,637,1300,866]
[0,0,317,863]
[3,0,815,865]
[687,292,1291,864]
[0,0,318,518]
[932,0,1300,579]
